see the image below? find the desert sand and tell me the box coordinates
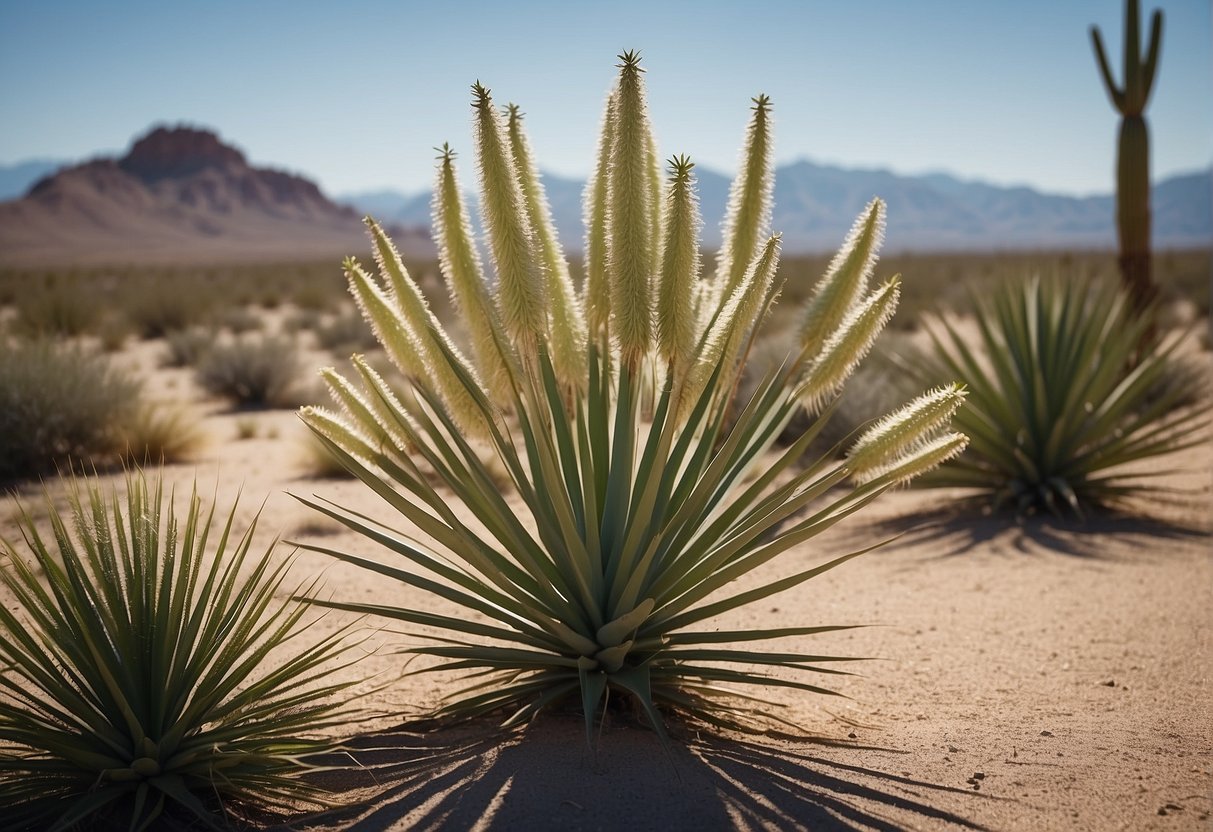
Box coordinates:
[3,331,1210,832]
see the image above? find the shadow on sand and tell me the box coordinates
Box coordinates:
[278,715,990,831]
[869,500,1209,559]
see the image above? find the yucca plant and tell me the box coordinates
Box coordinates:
[913,276,1208,516]
[299,52,967,742]
[0,474,359,830]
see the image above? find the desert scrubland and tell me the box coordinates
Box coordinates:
[1,243,1209,831]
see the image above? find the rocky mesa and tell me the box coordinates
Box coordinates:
[0,126,430,267]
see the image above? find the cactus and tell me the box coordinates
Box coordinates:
[1090,0,1163,314]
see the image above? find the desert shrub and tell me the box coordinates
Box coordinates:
[195,334,302,408]
[0,341,141,481]
[161,326,214,368]
[217,305,264,334]
[96,314,133,352]
[315,306,379,353]
[299,54,966,741]
[0,473,357,830]
[823,343,923,449]
[283,307,325,335]
[913,276,1209,515]
[1142,346,1211,410]
[291,280,344,312]
[779,249,1213,334]
[120,403,205,465]
[235,415,260,440]
[13,280,98,337]
[1156,248,1211,317]
[123,275,213,338]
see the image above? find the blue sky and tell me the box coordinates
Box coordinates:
[1,0,1209,197]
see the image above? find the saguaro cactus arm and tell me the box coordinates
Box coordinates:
[1090,28,1125,111]
[1139,9,1163,107]
[1090,0,1163,116]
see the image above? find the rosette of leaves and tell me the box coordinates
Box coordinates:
[299,52,966,742]
[913,276,1208,516]
[0,474,359,831]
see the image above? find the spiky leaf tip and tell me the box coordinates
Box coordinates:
[618,49,644,72]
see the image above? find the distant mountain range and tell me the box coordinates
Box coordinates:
[1,127,1208,267]
[0,160,62,201]
[340,162,1212,254]
[0,128,430,266]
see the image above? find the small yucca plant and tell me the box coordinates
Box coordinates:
[300,52,966,742]
[0,474,359,830]
[913,276,1208,515]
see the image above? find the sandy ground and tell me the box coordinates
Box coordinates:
[269,482,1213,832]
[3,327,1210,832]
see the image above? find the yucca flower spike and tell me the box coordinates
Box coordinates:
[656,154,702,377]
